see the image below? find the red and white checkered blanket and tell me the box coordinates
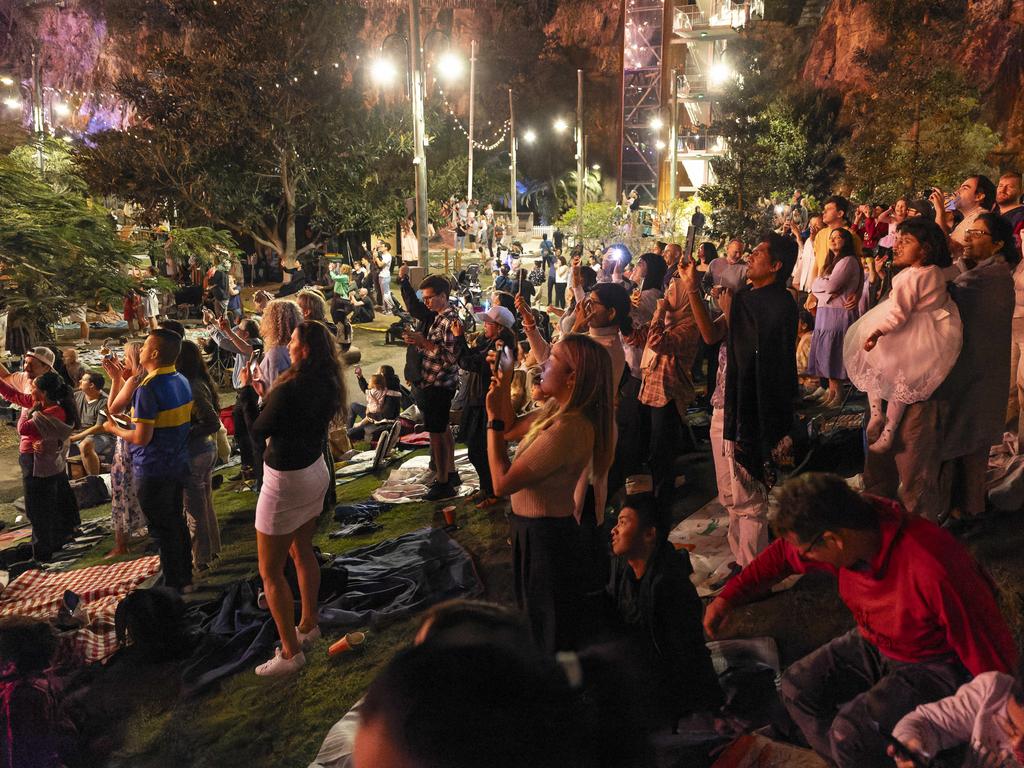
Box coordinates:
[0,556,161,664]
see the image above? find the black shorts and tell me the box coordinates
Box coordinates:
[416,386,455,434]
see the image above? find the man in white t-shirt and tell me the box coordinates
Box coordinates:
[374,243,396,314]
[793,215,822,294]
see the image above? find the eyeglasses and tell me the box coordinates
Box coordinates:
[800,532,825,558]
[965,229,992,240]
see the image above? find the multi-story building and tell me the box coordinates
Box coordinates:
[618,0,761,210]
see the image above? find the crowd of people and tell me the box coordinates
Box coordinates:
[5,173,1024,767]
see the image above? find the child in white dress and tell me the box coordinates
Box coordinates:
[844,219,963,453]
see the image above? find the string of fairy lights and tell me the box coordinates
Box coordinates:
[3,51,517,153]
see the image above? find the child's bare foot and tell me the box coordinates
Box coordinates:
[868,426,896,453]
[104,546,129,559]
[865,415,885,444]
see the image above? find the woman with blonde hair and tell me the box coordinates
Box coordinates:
[235,298,302,489]
[296,288,340,340]
[101,341,147,557]
[485,333,614,652]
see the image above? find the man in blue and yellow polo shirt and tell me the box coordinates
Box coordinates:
[105,328,194,591]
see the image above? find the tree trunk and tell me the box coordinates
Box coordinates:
[281,149,297,267]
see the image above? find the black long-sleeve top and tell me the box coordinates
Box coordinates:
[252,374,335,471]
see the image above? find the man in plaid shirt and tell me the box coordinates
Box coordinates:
[399,268,463,500]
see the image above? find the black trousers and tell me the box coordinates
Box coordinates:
[236,386,264,486]
[20,453,79,560]
[232,387,257,469]
[461,405,492,497]
[511,514,582,654]
[609,376,644,499]
[554,283,567,309]
[646,402,683,494]
[136,474,192,589]
[780,629,969,768]
[546,277,556,305]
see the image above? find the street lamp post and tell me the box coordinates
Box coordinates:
[407,0,429,267]
[575,69,584,243]
[31,50,44,173]
[467,39,476,202]
[508,88,517,237]
[668,67,678,211]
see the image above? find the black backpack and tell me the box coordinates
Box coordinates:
[115,587,197,662]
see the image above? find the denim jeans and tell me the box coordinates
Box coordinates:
[184,440,220,568]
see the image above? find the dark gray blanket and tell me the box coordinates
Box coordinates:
[180,527,483,694]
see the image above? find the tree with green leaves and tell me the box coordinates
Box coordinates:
[79,0,416,269]
[0,140,136,349]
[840,0,998,200]
[698,36,846,240]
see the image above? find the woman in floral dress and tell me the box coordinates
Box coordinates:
[101,341,147,557]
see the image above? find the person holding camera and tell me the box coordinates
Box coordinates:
[398,267,462,501]
[372,243,396,314]
[0,370,80,562]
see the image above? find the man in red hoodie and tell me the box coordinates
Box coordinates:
[704,473,1017,768]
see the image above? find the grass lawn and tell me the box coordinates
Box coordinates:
[67,453,516,768]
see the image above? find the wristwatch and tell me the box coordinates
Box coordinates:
[487,419,506,431]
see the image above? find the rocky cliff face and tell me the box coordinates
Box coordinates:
[801,0,1024,163]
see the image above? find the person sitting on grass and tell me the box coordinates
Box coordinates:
[704,472,1018,768]
[70,371,116,476]
[0,617,77,768]
[603,485,724,729]
[347,366,402,443]
[889,666,1024,768]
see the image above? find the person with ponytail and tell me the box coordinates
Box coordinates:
[0,370,80,561]
[485,334,614,653]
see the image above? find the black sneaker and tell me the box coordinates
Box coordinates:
[447,472,462,487]
[424,482,457,501]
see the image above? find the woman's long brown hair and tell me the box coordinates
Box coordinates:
[272,321,348,422]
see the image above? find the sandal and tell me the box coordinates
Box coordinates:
[475,495,501,510]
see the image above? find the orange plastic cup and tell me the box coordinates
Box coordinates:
[328,631,366,658]
[442,505,457,526]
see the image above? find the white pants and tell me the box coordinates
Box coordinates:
[379,274,394,311]
[710,408,769,567]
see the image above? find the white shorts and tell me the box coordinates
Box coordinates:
[255,457,329,536]
[68,306,87,323]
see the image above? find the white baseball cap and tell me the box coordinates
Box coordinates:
[475,305,515,330]
[25,346,55,370]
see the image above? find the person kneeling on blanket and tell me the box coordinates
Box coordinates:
[703,472,1017,768]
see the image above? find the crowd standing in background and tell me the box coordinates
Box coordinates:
[7,174,1024,767]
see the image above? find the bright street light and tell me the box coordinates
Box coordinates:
[370,57,399,86]
[553,117,569,133]
[709,61,735,86]
[655,139,666,150]
[592,163,600,171]
[649,116,664,131]
[52,101,71,117]
[0,76,13,86]
[3,97,20,110]
[436,50,464,81]
[523,128,537,144]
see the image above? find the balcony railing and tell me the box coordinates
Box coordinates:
[673,0,752,36]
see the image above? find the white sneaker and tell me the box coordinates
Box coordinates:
[255,648,306,677]
[296,625,321,649]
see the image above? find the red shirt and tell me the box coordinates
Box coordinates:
[720,496,1017,677]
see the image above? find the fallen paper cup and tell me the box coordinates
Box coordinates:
[442,505,457,526]
[329,631,366,658]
